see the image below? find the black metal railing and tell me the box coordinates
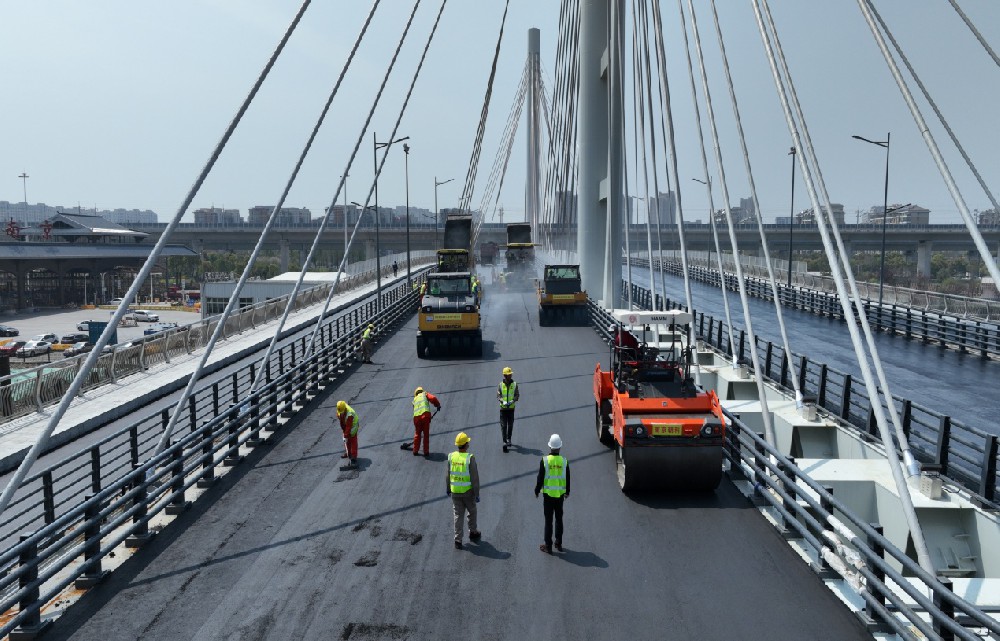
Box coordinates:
[632,257,1000,358]
[0,277,422,638]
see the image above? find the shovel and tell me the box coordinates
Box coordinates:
[401,407,440,450]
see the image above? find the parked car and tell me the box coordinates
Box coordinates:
[32,333,58,344]
[0,325,19,337]
[143,322,179,335]
[61,333,90,345]
[64,342,93,358]
[0,341,26,356]
[132,310,160,322]
[76,319,100,331]
[16,340,52,357]
[109,298,126,305]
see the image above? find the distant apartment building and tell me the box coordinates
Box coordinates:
[0,201,158,226]
[394,205,433,226]
[796,203,846,225]
[645,191,676,227]
[193,207,242,225]
[247,206,312,226]
[863,203,930,225]
[979,208,1000,226]
[327,204,360,227]
[712,196,755,226]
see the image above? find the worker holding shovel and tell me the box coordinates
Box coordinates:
[404,387,441,457]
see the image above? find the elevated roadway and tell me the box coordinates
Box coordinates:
[48,287,871,640]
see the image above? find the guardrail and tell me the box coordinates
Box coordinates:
[0,254,436,427]
[0,278,420,638]
[632,257,1000,359]
[587,295,997,640]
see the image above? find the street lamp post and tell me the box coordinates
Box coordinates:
[852,132,890,311]
[341,173,349,263]
[18,172,28,223]
[403,143,412,286]
[373,133,409,311]
[787,147,796,288]
[434,177,454,248]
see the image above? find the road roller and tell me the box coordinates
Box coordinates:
[594,309,726,492]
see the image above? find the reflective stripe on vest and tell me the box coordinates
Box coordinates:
[499,381,517,408]
[542,455,567,497]
[449,451,473,493]
[413,392,431,417]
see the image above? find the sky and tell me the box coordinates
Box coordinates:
[1,1,998,226]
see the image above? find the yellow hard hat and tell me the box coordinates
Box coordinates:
[368,324,374,329]
[455,432,470,447]
[414,386,424,396]
[502,367,513,376]
[336,401,347,413]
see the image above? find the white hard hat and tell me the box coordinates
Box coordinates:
[548,434,562,450]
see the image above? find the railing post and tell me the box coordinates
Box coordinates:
[90,447,102,494]
[901,399,912,442]
[817,364,828,409]
[164,444,190,515]
[975,434,998,507]
[223,404,243,467]
[753,433,767,504]
[777,457,796,538]
[840,374,853,422]
[932,577,956,641]
[935,416,952,476]
[798,356,808,394]
[11,535,51,638]
[231,371,239,405]
[212,382,220,417]
[197,420,216,488]
[125,467,152,548]
[779,351,789,388]
[75,496,109,588]
[862,523,887,632]
[817,486,835,577]
[738,330,746,363]
[41,471,55,526]
[764,342,774,379]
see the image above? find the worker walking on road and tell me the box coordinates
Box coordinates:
[337,400,360,468]
[447,432,481,549]
[497,366,520,453]
[535,434,570,554]
[360,323,374,363]
[412,386,441,457]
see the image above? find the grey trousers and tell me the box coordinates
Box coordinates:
[452,492,478,542]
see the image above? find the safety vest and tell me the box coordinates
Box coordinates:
[413,392,431,417]
[499,381,517,409]
[449,451,473,494]
[420,283,427,295]
[341,404,360,436]
[362,327,372,341]
[542,455,567,498]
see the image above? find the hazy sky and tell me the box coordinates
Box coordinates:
[1,1,998,225]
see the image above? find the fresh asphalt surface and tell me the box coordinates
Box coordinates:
[49,290,872,641]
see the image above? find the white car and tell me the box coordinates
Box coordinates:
[16,340,52,357]
[32,333,58,344]
[131,310,160,322]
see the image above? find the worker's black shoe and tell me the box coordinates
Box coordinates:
[340,453,349,459]
[454,541,463,550]
[539,544,552,554]
[502,445,508,453]
[555,543,563,552]
[469,530,482,542]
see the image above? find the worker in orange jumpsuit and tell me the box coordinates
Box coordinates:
[412,387,442,457]
[337,400,360,468]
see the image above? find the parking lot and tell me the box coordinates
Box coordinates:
[0,306,201,367]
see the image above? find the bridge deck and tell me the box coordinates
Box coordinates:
[49,290,872,640]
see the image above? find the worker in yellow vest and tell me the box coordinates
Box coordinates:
[497,366,520,452]
[534,434,569,554]
[337,400,360,469]
[360,323,374,363]
[446,432,481,549]
[411,386,441,457]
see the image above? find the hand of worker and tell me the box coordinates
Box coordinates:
[475,496,480,503]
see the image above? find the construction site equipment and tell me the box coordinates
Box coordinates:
[537,264,587,326]
[437,214,473,273]
[503,223,535,290]
[593,309,726,492]
[479,241,498,265]
[417,272,482,358]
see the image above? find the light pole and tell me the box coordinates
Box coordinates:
[692,177,712,267]
[341,173,349,263]
[18,172,28,223]
[373,133,409,311]
[852,132,890,308]
[403,143,412,286]
[787,147,796,288]
[434,177,454,247]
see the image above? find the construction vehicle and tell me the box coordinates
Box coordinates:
[593,309,726,492]
[537,264,587,326]
[479,241,498,265]
[416,271,482,358]
[437,214,473,273]
[503,222,535,290]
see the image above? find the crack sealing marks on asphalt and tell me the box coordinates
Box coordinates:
[341,622,410,640]
[353,550,379,567]
[335,468,360,482]
[392,528,423,545]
